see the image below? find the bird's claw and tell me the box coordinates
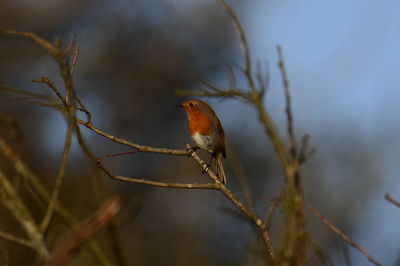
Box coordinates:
[186,144,200,155]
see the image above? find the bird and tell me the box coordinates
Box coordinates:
[177,99,226,184]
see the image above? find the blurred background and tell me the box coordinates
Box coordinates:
[1,0,400,265]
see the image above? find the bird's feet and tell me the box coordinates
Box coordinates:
[186,144,200,156]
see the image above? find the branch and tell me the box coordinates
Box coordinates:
[217,0,256,91]
[0,230,36,249]
[76,117,188,156]
[5,30,59,58]
[113,175,218,189]
[277,45,297,160]
[0,170,50,260]
[40,108,74,232]
[307,204,381,266]
[46,196,120,266]
[385,194,400,208]
[0,136,112,266]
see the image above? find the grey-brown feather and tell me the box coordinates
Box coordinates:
[191,100,226,158]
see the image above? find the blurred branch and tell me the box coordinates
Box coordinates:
[46,196,120,266]
[307,239,333,266]
[217,0,256,92]
[5,30,59,58]
[277,45,297,160]
[228,143,254,211]
[340,239,352,266]
[0,230,36,250]
[70,45,80,76]
[39,111,74,232]
[385,194,400,208]
[298,134,316,164]
[307,204,381,266]
[0,170,50,260]
[0,119,112,266]
[276,45,307,264]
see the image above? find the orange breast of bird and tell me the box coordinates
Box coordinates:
[187,109,212,136]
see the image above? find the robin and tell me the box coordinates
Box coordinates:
[177,99,226,184]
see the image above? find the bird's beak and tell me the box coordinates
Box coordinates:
[176,104,183,108]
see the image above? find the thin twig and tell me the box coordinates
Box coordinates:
[40,110,74,232]
[217,0,256,91]
[298,134,316,164]
[70,45,80,75]
[340,239,353,266]
[264,192,284,226]
[61,33,77,59]
[277,45,297,160]
[0,170,50,260]
[385,194,400,208]
[228,143,254,211]
[32,77,66,106]
[225,63,237,88]
[0,230,36,249]
[46,196,120,266]
[5,30,59,57]
[76,118,189,156]
[256,61,268,97]
[106,150,142,157]
[307,204,381,266]
[0,135,113,266]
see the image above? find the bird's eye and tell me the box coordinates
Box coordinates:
[189,102,194,107]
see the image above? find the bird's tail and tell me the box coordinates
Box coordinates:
[215,153,226,185]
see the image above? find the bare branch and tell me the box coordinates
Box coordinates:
[32,77,66,105]
[0,230,36,249]
[225,63,237,88]
[115,176,218,189]
[76,117,189,156]
[40,112,74,232]
[46,196,120,266]
[385,194,400,208]
[176,87,251,102]
[277,45,297,160]
[0,170,50,260]
[62,33,77,59]
[217,0,255,91]
[256,61,268,97]
[307,204,381,266]
[5,30,59,57]
[70,45,80,76]
[0,136,112,266]
[298,134,316,164]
